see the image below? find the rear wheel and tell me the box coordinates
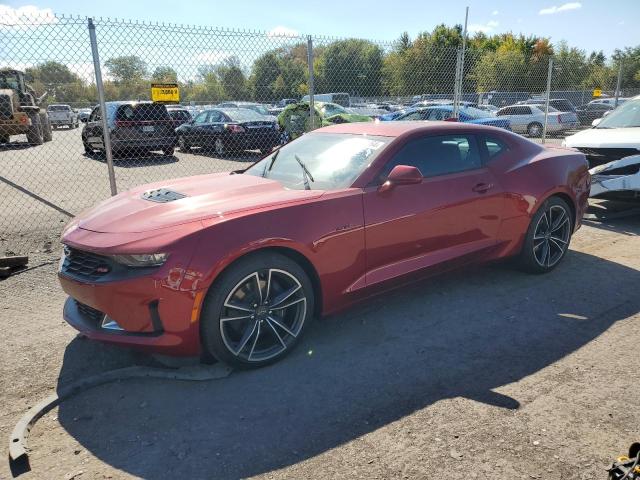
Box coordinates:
[162,146,175,156]
[26,113,43,145]
[214,138,226,157]
[0,132,9,144]
[178,135,191,152]
[41,114,52,142]
[519,196,572,274]
[201,252,314,368]
[527,122,543,138]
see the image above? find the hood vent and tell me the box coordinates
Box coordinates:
[142,188,187,203]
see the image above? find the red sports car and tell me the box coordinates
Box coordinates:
[58,122,590,367]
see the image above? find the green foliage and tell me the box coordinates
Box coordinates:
[22,26,636,106]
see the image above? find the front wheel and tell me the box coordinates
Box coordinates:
[527,122,543,138]
[201,252,314,368]
[162,146,175,156]
[214,138,226,157]
[519,196,573,274]
[178,135,191,152]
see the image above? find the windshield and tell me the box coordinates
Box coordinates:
[244,132,391,190]
[223,109,267,122]
[246,104,270,116]
[47,105,71,111]
[460,106,492,119]
[596,100,640,128]
[320,103,348,117]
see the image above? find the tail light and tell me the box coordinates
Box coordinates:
[226,124,245,133]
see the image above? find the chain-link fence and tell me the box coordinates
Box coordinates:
[0,12,635,256]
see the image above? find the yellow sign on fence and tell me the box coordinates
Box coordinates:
[151,83,179,103]
[592,88,602,98]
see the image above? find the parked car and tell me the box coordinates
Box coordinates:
[277,98,297,108]
[47,104,79,129]
[518,99,577,113]
[575,103,614,126]
[58,122,589,367]
[563,96,640,167]
[302,92,350,107]
[82,101,177,157]
[496,104,579,137]
[475,104,499,114]
[77,107,93,123]
[389,105,511,131]
[277,101,372,141]
[589,98,629,107]
[166,107,192,129]
[176,107,280,156]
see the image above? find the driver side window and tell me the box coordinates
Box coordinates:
[89,107,101,122]
[379,134,482,182]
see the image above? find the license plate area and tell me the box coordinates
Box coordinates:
[142,125,155,133]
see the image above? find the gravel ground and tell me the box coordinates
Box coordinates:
[1,211,638,479]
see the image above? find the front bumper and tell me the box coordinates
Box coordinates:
[59,267,203,356]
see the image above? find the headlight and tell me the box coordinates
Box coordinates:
[110,253,168,267]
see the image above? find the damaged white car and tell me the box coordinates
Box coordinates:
[590,155,640,200]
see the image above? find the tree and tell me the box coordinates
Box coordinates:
[612,46,640,89]
[25,61,91,104]
[315,38,384,97]
[215,57,248,100]
[104,55,148,83]
[151,66,178,83]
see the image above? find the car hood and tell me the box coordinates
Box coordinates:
[77,172,324,233]
[564,127,640,148]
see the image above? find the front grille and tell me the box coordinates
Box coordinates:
[75,300,105,325]
[576,147,640,167]
[61,246,111,281]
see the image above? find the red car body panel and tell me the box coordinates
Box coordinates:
[58,122,590,356]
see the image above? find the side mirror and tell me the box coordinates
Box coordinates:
[591,118,602,127]
[378,165,423,193]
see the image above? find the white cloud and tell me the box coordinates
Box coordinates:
[539,2,582,15]
[0,4,57,26]
[492,10,499,15]
[267,25,300,38]
[468,20,499,33]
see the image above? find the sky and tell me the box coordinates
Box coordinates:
[1,0,638,56]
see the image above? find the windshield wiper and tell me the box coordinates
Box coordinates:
[294,154,314,190]
[262,149,280,177]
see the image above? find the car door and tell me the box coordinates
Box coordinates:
[362,133,504,287]
[186,111,211,147]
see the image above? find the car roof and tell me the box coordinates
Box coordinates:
[316,121,502,137]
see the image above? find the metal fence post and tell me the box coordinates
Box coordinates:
[614,61,623,108]
[88,18,117,196]
[541,57,553,144]
[307,35,315,131]
[452,7,469,119]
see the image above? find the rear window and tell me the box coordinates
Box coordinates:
[116,103,169,121]
[47,105,70,111]
[168,110,191,120]
[222,108,266,122]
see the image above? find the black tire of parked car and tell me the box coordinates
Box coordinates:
[0,132,10,144]
[200,252,314,368]
[519,196,573,274]
[178,135,191,152]
[26,112,44,145]
[527,122,543,138]
[214,138,226,157]
[163,146,175,156]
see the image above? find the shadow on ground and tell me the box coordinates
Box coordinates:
[53,249,640,479]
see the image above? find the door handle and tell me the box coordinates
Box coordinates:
[472,183,494,193]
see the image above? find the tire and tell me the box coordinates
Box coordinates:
[527,122,543,138]
[178,135,191,152]
[260,147,272,155]
[201,252,314,368]
[41,114,53,142]
[26,113,43,145]
[519,196,573,274]
[214,138,226,157]
[162,146,175,156]
[0,132,10,144]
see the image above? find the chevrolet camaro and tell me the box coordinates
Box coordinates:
[58,122,590,368]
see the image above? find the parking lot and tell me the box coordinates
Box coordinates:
[0,128,260,254]
[1,195,639,479]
